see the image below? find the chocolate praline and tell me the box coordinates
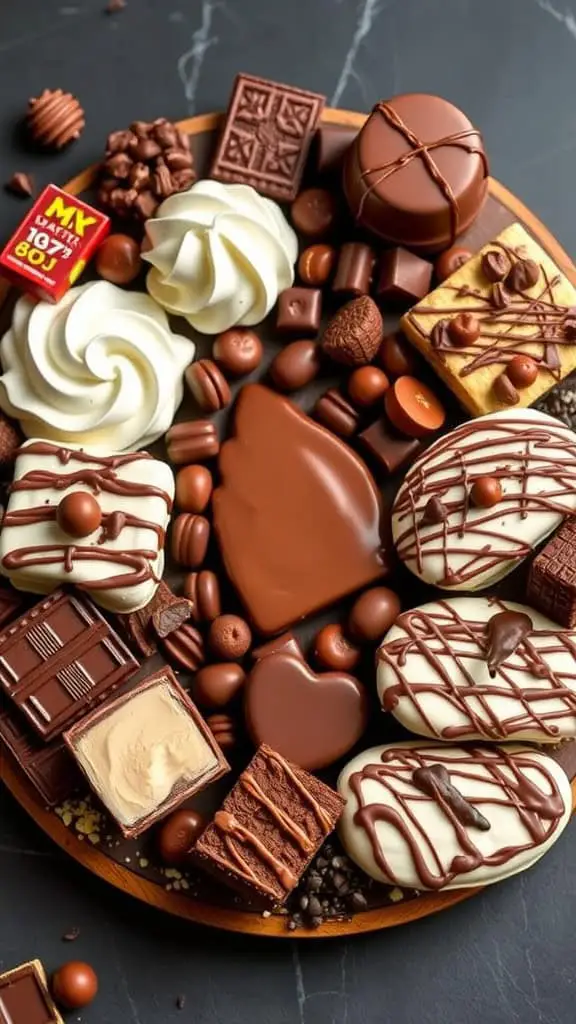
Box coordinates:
[95,233,142,285]
[157,807,207,864]
[348,586,401,643]
[343,93,489,253]
[51,962,98,1010]
[56,491,102,538]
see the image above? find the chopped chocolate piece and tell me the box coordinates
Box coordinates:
[4,172,34,198]
[0,960,64,1024]
[210,74,325,202]
[333,242,375,297]
[192,744,343,905]
[528,517,576,627]
[65,668,228,838]
[0,696,81,805]
[288,840,370,928]
[314,389,360,438]
[376,247,433,306]
[276,287,322,335]
[359,417,422,475]
[0,590,137,741]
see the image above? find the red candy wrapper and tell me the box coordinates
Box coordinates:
[0,184,110,303]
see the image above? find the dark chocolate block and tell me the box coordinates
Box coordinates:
[312,123,358,177]
[0,960,63,1024]
[528,518,576,626]
[359,417,423,475]
[0,695,81,806]
[0,590,137,741]
[276,286,322,335]
[210,73,325,202]
[376,247,433,306]
[192,744,344,905]
[65,667,229,839]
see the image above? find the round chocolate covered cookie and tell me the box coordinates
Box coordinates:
[343,93,489,253]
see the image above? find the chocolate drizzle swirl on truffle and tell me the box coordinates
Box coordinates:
[350,745,566,889]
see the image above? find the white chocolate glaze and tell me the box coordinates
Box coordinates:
[338,741,571,890]
[377,597,576,743]
[0,282,194,451]
[0,440,174,613]
[143,179,298,333]
[392,408,576,590]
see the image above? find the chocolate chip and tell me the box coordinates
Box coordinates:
[5,172,34,197]
[493,372,519,406]
[349,891,368,912]
[61,927,81,942]
[481,249,510,282]
[421,496,447,526]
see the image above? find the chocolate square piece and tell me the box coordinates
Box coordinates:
[0,960,64,1024]
[359,417,422,475]
[376,247,433,305]
[0,440,174,615]
[276,287,322,335]
[0,583,23,629]
[193,744,344,905]
[0,590,137,741]
[402,222,576,416]
[0,696,81,805]
[65,667,229,838]
[210,74,325,202]
[528,518,576,627]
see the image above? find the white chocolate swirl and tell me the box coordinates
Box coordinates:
[0,281,195,451]
[143,179,298,334]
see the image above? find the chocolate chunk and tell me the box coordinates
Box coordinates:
[276,287,322,335]
[314,389,360,437]
[376,247,433,306]
[358,417,422,475]
[210,74,325,202]
[5,172,34,198]
[333,242,375,297]
[252,631,304,662]
[0,591,137,741]
[122,580,191,655]
[51,962,98,1010]
[421,496,448,526]
[348,586,401,644]
[193,744,343,904]
[485,610,533,674]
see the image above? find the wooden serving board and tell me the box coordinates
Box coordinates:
[0,107,575,939]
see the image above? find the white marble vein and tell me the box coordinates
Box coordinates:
[292,944,306,1024]
[177,1,219,114]
[291,943,350,1024]
[330,0,383,106]
[534,0,576,40]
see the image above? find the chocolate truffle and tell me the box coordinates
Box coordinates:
[298,243,337,286]
[291,187,338,238]
[434,246,473,282]
[470,475,503,508]
[194,663,246,708]
[157,807,206,864]
[212,328,263,377]
[95,234,142,285]
[348,586,401,643]
[348,365,390,407]
[314,623,361,671]
[269,340,321,392]
[56,491,102,538]
[322,296,383,367]
[343,94,489,253]
[51,962,98,1010]
[506,355,538,389]
[209,614,252,661]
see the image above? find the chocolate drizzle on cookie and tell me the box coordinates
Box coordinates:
[350,746,566,889]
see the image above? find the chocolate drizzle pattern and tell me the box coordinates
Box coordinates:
[392,412,576,588]
[348,745,566,889]
[357,101,488,243]
[1,442,173,594]
[209,748,333,896]
[378,599,576,741]
[410,240,574,380]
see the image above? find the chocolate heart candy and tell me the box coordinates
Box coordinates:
[244,652,369,770]
[213,384,388,635]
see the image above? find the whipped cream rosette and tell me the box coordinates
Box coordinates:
[0,281,195,451]
[143,179,298,334]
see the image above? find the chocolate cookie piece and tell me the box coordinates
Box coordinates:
[212,385,388,635]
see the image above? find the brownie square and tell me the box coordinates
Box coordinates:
[192,744,344,905]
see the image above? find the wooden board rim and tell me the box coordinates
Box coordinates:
[1,105,574,938]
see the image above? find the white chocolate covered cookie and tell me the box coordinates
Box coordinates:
[338,742,572,890]
[377,597,576,743]
[0,440,174,613]
[392,408,576,590]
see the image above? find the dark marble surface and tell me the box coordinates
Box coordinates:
[0,1,575,1022]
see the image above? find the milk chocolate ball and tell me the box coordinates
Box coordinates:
[56,491,102,538]
[434,246,473,282]
[175,464,213,513]
[470,475,502,508]
[348,365,390,407]
[95,233,142,285]
[209,615,252,660]
[52,962,98,1010]
[157,808,206,865]
[506,355,538,389]
[212,329,263,377]
[348,587,401,643]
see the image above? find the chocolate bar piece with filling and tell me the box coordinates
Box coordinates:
[0,960,64,1024]
[528,517,576,627]
[0,589,137,741]
[192,744,344,906]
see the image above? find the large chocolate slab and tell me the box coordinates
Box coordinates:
[0,590,137,740]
